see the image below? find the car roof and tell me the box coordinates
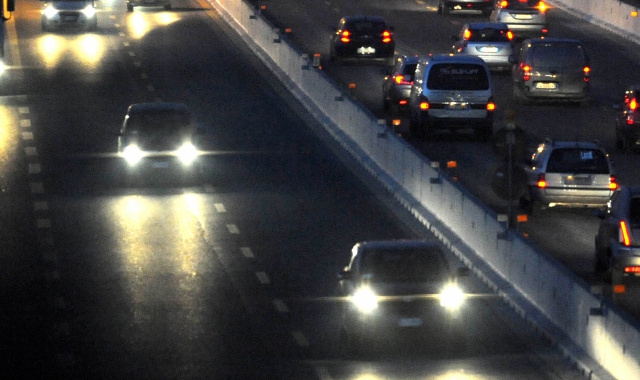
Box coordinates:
[466,22,509,30]
[341,15,387,23]
[540,140,603,150]
[422,54,488,65]
[127,102,189,114]
[354,240,443,252]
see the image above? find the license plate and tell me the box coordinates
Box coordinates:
[398,318,422,327]
[512,14,533,19]
[447,102,468,110]
[479,46,499,53]
[152,161,170,169]
[563,175,591,185]
[63,16,78,22]
[357,46,376,55]
[535,82,557,89]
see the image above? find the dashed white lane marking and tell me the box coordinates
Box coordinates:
[256,271,270,284]
[292,330,310,347]
[20,119,31,127]
[119,32,125,37]
[25,147,37,156]
[214,203,226,212]
[226,224,240,234]
[315,366,333,380]
[28,163,41,174]
[123,41,130,47]
[34,201,49,211]
[240,246,254,258]
[114,23,121,27]
[273,299,289,313]
[37,218,51,229]
[21,131,33,140]
[18,107,29,114]
[30,182,44,194]
[128,51,136,57]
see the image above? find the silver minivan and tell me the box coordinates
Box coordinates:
[510,38,590,104]
[408,54,495,140]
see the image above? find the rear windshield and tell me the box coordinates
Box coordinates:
[359,248,448,283]
[344,20,387,34]
[630,196,640,227]
[503,0,541,10]
[468,28,511,42]
[546,148,609,174]
[530,43,586,69]
[427,63,489,91]
[403,63,417,77]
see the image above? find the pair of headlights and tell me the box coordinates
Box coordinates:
[351,284,465,314]
[43,4,97,19]
[122,143,198,166]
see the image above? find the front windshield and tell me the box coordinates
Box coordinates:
[359,247,448,282]
[125,110,192,137]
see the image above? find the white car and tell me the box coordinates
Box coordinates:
[41,0,97,32]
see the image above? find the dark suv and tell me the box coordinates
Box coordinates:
[338,240,468,353]
[437,0,494,16]
[595,187,640,283]
[520,140,617,214]
[382,55,419,115]
[329,16,395,66]
[614,85,640,152]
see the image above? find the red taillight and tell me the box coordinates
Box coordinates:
[382,30,392,44]
[486,102,496,111]
[521,64,531,81]
[398,99,408,106]
[609,175,618,190]
[536,173,547,188]
[619,220,632,246]
[393,75,412,85]
[583,66,590,82]
[506,30,514,40]
[624,266,640,274]
[420,102,429,110]
[463,30,471,40]
[538,1,547,12]
[500,0,508,7]
[541,28,548,36]
[340,30,350,43]
[630,98,638,111]
[626,116,635,125]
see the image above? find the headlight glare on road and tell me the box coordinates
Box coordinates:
[352,287,378,314]
[177,143,198,165]
[123,145,144,166]
[43,5,59,19]
[82,5,97,18]
[439,284,464,310]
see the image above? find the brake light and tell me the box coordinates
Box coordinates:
[624,266,640,273]
[393,75,412,85]
[486,101,496,111]
[630,98,638,111]
[340,30,350,43]
[583,66,590,82]
[521,64,531,81]
[506,30,514,40]
[619,220,631,246]
[420,101,429,110]
[463,30,471,40]
[609,175,618,190]
[538,1,547,12]
[500,0,508,7]
[536,173,547,188]
[399,99,408,106]
[382,30,392,43]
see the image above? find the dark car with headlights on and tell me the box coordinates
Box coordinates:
[438,0,494,16]
[382,55,419,115]
[490,0,548,40]
[329,16,395,66]
[614,85,640,153]
[41,0,97,32]
[118,102,201,185]
[520,140,617,215]
[338,240,468,353]
[451,22,514,72]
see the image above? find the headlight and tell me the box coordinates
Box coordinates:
[439,284,464,310]
[177,143,198,165]
[0,61,5,75]
[352,287,378,314]
[123,145,144,166]
[82,5,97,18]
[43,5,59,19]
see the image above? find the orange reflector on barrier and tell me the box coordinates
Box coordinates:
[447,161,457,169]
[349,83,356,89]
[517,214,528,223]
[613,284,626,294]
[392,119,401,126]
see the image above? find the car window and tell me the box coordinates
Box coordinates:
[502,0,542,10]
[630,196,640,227]
[126,111,191,135]
[546,148,609,174]
[530,43,586,69]
[402,63,417,77]
[344,20,387,34]
[359,248,448,282]
[468,28,511,42]
[427,63,489,91]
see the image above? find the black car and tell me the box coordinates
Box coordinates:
[438,0,494,16]
[329,16,395,66]
[382,55,419,115]
[338,240,468,353]
[614,85,640,152]
[118,102,201,184]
